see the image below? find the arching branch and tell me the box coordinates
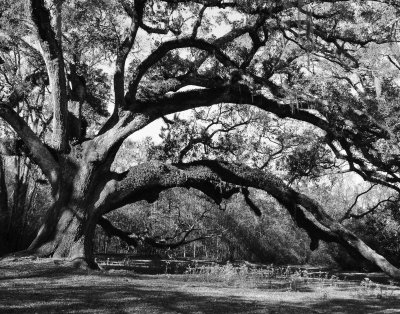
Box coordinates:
[125,37,239,104]
[123,17,267,104]
[97,216,207,249]
[95,160,400,279]
[93,82,329,166]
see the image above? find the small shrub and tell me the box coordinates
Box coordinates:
[185,262,251,286]
[350,277,397,300]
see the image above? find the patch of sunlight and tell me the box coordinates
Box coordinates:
[6,300,81,309]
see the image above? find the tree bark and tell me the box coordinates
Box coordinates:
[21,143,102,265]
[27,207,84,258]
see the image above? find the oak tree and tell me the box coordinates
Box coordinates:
[1,0,400,278]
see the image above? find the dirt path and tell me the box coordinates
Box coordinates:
[0,259,400,313]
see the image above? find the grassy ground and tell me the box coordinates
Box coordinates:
[1,259,400,313]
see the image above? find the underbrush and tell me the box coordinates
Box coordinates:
[351,277,397,299]
[183,263,399,300]
[184,263,333,289]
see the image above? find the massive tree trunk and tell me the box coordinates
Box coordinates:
[29,206,85,258]
[22,142,104,265]
[27,204,99,270]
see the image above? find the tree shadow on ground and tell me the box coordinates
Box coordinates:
[0,283,322,314]
[309,298,400,314]
[0,266,83,281]
[0,262,400,313]
[2,279,399,314]
[0,260,139,281]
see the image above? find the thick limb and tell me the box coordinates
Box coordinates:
[94,160,400,278]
